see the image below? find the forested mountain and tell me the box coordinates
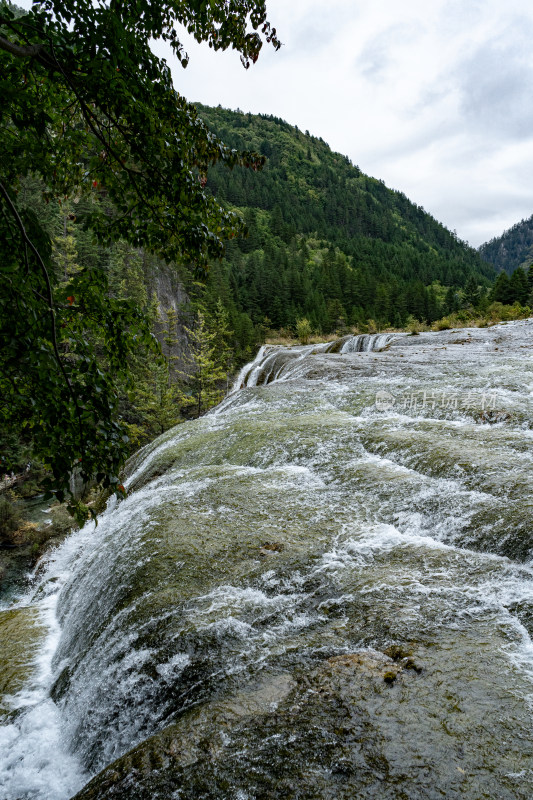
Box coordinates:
[197,104,495,334]
[479,216,533,275]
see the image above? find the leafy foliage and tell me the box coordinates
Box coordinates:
[0,189,158,513]
[0,0,279,516]
[1,1,279,263]
[296,318,312,344]
[0,495,22,545]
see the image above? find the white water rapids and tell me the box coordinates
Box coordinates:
[231,332,398,391]
[1,321,533,799]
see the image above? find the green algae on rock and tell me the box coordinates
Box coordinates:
[0,607,45,720]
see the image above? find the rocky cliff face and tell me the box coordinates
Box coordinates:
[144,258,193,379]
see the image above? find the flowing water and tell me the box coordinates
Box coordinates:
[1,320,533,799]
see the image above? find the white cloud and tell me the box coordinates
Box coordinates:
[456,18,533,140]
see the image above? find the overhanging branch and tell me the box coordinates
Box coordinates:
[0,33,44,58]
[0,180,86,462]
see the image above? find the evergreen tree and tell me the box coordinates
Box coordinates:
[52,205,81,284]
[269,204,284,238]
[509,268,529,305]
[185,309,229,418]
[240,208,262,253]
[163,307,181,386]
[490,272,512,304]
[445,286,459,313]
[119,296,188,446]
[108,241,147,306]
[463,275,480,307]
[207,299,234,393]
[426,286,440,321]
[374,284,390,325]
[527,265,533,307]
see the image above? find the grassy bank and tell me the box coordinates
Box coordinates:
[265,302,532,345]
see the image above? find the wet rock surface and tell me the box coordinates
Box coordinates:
[74,643,533,800]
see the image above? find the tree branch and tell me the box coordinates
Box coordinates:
[0,33,44,58]
[0,180,86,463]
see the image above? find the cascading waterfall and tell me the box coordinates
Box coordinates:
[1,319,533,799]
[233,332,401,390]
[339,332,397,353]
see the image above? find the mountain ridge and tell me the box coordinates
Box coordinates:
[479,215,533,275]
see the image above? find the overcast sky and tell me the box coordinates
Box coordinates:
[149,0,533,247]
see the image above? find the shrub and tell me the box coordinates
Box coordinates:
[433,316,452,331]
[296,317,312,345]
[406,315,422,335]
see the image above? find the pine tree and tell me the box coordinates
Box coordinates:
[374,284,390,325]
[463,275,480,307]
[269,204,284,238]
[185,309,228,418]
[108,241,147,307]
[207,298,234,393]
[445,286,459,313]
[509,268,529,305]
[52,205,81,284]
[240,208,261,253]
[163,306,181,386]
[490,272,512,304]
[120,295,190,446]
